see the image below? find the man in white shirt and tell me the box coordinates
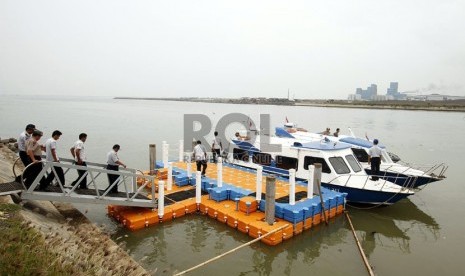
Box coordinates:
[211,131,223,163]
[193,140,207,176]
[18,124,36,166]
[106,144,126,193]
[368,139,382,181]
[42,130,65,190]
[70,133,88,189]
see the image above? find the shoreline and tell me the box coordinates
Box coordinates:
[114,97,465,112]
[0,141,151,275]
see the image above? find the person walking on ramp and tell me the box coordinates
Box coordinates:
[43,130,65,190]
[106,144,126,193]
[70,133,88,189]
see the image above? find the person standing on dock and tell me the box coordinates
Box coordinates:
[193,140,207,176]
[43,130,65,190]
[18,124,36,166]
[70,133,88,189]
[368,139,382,181]
[211,131,223,163]
[24,130,45,188]
[106,144,126,193]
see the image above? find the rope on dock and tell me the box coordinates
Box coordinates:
[345,211,375,276]
[173,224,289,276]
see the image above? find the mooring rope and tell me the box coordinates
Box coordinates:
[345,211,375,276]
[173,224,289,276]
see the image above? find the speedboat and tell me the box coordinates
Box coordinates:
[228,135,414,205]
[275,124,447,188]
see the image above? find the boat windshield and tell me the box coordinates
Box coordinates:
[329,157,351,174]
[351,148,369,162]
[345,155,362,172]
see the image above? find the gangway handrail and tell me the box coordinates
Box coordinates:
[19,158,157,208]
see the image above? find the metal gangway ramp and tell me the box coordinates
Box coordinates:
[17,157,157,208]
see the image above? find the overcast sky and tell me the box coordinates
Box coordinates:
[1,0,464,99]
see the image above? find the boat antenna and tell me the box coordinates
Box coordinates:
[348,127,356,138]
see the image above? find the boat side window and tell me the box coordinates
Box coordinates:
[329,157,351,174]
[345,155,362,172]
[351,148,369,162]
[233,148,249,162]
[252,152,272,166]
[303,156,331,173]
[276,155,298,171]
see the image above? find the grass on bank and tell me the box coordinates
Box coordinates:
[0,203,87,276]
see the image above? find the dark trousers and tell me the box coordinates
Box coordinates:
[17,151,32,183]
[72,162,87,189]
[212,149,221,163]
[19,151,30,167]
[106,164,119,193]
[42,164,65,190]
[196,160,207,176]
[371,157,381,180]
[24,156,46,189]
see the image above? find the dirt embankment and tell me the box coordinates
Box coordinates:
[0,140,152,275]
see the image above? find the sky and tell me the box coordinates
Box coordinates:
[1,0,464,99]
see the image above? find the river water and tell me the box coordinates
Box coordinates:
[1,95,463,275]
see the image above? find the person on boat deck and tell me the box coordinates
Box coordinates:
[193,140,207,176]
[322,128,331,135]
[70,133,88,189]
[333,128,340,137]
[106,144,126,193]
[234,131,249,140]
[211,131,223,163]
[42,130,65,190]
[368,139,382,181]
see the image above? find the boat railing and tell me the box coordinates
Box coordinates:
[396,161,448,179]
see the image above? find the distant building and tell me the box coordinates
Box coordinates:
[355,84,377,100]
[372,95,387,101]
[408,94,465,101]
[348,94,362,101]
[386,82,406,100]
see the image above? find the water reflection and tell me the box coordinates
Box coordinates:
[238,218,350,276]
[348,198,440,257]
[108,198,439,274]
[112,215,353,275]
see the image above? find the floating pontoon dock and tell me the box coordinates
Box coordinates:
[108,160,347,246]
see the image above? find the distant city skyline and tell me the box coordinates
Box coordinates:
[1,1,465,99]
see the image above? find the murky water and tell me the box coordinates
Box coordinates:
[1,95,463,275]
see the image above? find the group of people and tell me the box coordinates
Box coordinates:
[192,131,224,177]
[18,124,126,193]
[322,127,340,137]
